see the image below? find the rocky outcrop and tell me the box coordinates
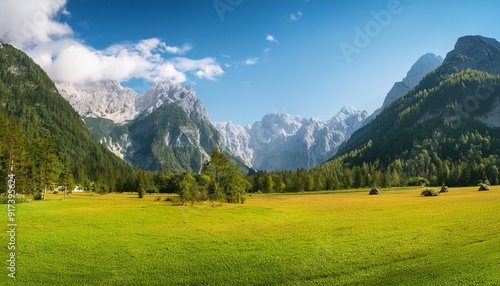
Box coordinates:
[444,35,500,75]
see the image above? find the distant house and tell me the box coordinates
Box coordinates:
[54,185,85,192]
[73,186,85,192]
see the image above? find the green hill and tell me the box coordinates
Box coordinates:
[0,43,136,197]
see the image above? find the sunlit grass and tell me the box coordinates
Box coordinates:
[1,186,500,285]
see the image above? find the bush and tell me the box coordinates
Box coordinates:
[138,188,145,198]
[421,189,439,197]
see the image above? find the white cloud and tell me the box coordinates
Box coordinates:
[266,34,278,43]
[244,58,259,65]
[174,57,225,80]
[164,43,192,55]
[153,62,187,84]
[0,0,72,49]
[290,11,303,22]
[0,0,224,85]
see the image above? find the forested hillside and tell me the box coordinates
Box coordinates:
[0,43,136,197]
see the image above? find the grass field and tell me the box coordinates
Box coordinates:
[2,186,500,285]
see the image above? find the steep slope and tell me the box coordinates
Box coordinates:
[215,107,368,171]
[0,43,135,193]
[126,103,224,172]
[325,35,500,186]
[364,53,443,124]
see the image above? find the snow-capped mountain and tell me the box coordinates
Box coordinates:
[55,80,141,123]
[214,107,369,171]
[56,81,209,124]
[364,53,443,124]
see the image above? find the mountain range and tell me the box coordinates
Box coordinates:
[51,35,500,177]
[214,108,368,170]
[55,50,443,172]
[57,78,371,172]
[56,81,229,172]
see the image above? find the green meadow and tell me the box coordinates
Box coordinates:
[2,187,500,285]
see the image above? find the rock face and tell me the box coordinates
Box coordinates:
[214,107,369,171]
[55,81,141,123]
[444,35,500,75]
[365,53,443,124]
[56,81,210,124]
[137,82,210,121]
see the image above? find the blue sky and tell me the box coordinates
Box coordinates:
[1,0,500,125]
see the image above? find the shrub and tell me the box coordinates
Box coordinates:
[138,188,145,198]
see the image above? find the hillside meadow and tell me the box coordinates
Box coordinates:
[2,186,500,285]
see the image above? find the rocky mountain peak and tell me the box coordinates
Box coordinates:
[444,35,500,75]
[57,80,212,124]
[137,82,210,121]
[402,53,444,88]
[55,80,141,123]
[382,53,443,108]
[362,53,443,126]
